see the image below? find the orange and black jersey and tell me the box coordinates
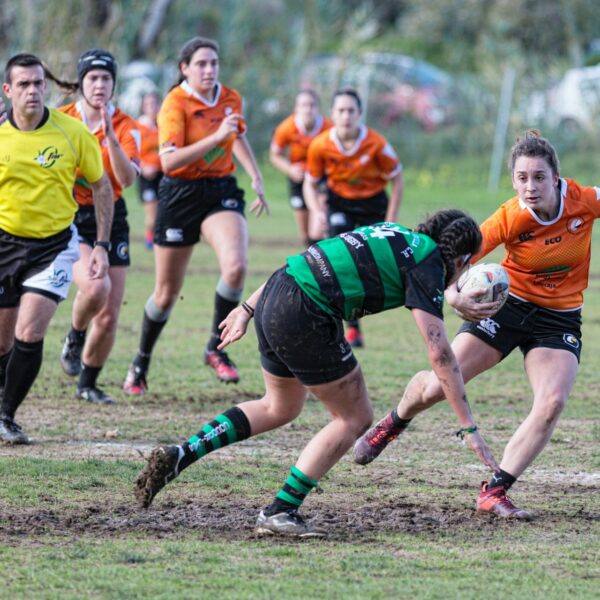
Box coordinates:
[158,81,246,180]
[473,178,600,310]
[60,102,141,206]
[306,125,401,199]
[271,113,332,167]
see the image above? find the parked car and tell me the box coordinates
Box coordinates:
[300,52,455,132]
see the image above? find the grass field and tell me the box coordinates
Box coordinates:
[1,160,599,599]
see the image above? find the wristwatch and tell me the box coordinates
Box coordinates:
[94,240,112,251]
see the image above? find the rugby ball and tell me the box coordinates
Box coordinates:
[457,262,510,306]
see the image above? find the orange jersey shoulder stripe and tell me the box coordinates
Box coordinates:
[59,102,140,205]
[306,125,400,199]
[473,178,600,309]
[271,114,332,166]
[158,81,245,180]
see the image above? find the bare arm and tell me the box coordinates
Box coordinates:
[384,170,404,222]
[303,177,327,240]
[411,308,499,471]
[101,106,137,188]
[160,113,241,173]
[218,282,267,349]
[269,147,304,182]
[88,172,114,280]
[233,136,269,217]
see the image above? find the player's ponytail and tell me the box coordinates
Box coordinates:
[416,209,482,285]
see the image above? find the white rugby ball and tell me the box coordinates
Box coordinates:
[457,262,510,306]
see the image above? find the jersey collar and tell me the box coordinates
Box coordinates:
[295,113,323,136]
[181,80,222,107]
[7,106,49,130]
[517,177,566,225]
[329,124,367,155]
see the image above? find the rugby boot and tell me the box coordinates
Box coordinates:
[60,334,83,376]
[256,509,327,538]
[76,386,115,405]
[0,414,31,444]
[134,445,184,508]
[123,364,148,396]
[204,349,240,383]
[476,482,533,520]
[353,412,403,465]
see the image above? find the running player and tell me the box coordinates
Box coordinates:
[134,210,499,538]
[137,91,162,249]
[58,49,140,404]
[123,36,268,394]
[304,88,404,347]
[354,130,598,520]
[270,90,332,246]
[0,53,113,443]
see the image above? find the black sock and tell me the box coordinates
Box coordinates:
[206,292,238,352]
[78,364,102,390]
[264,497,299,516]
[489,469,517,490]
[178,406,252,471]
[68,326,86,344]
[390,409,412,430]
[135,311,168,370]
[1,339,44,419]
[0,350,12,389]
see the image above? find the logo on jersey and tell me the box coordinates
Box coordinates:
[222,198,239,209]
[433,289,444,307]
[545,235,562,245]
[35,146,63,168]
[359,154,370,164]
[224,106,233,116]
[165,228,184,242]
[49,269,69,288]
[477,318,500,338]
[204,146,225,164]
[567,217,584,234]
[518,231,534,243]
[116,242,129,261]
[563,333,579,349]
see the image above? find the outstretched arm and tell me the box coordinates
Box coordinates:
[218,282,267,349]
[411,308,499,472]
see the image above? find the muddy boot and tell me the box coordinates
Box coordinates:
[134,445,184,508]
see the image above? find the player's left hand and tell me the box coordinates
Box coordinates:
[218,306,252,349]
[100,105,115,140]
[446,285,502,321]
[249,178,269,217]
[88,246,110,280]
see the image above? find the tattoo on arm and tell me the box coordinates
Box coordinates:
[427,324,442,348]
[91,174,114,241]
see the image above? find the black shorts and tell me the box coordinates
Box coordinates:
[139,173,162,203]
[75,197,130,267]
[458,295,582,362]
[288,179,306,210]
[327,189,388,236]
[0,225,79,306]
[254,267,358,386]
[154,175,245,247]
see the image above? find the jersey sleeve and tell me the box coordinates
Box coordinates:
[471,204,510,263]
[271,118,291,153]
[404,250,445,319]
[77,127,104,184]
[583,185,600,218]
[305,137,325,181]
[376,139,401,179]
[158,93,185,155]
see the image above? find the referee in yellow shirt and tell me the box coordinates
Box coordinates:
[0,53,114,443]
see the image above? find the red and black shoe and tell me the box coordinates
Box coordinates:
[123,364,148,396]
[353,412,402,465]
[345,325,364,348]
[476,482,533,520]
[204,349,240,384]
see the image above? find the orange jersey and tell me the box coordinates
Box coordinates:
[60,102,141,205]
[306,125,400,199]
[137,119,161,171]
[473,178,600,310]
[158,81,246,179]
[270,113,332,166]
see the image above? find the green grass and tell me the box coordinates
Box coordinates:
[1,157,599,599]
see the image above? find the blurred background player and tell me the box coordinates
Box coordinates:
[58,48,140,404]
[137,91,163,249]
[133,210,499,537]
[0,53,112,442]
[270,90,332,246]
[123,36,268,395]
[354,130,598,521]
[304,88,404,348]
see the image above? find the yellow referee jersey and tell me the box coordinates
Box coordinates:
[0,108,104,238]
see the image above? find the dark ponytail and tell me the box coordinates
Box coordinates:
[416,209,482,284]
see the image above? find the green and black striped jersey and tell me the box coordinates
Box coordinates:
[286,222,447,321]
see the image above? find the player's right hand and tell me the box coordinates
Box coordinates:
[214,113,243,143]
[218,306,251,349]
[464,430,499,472]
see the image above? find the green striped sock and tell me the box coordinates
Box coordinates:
[274,466,318,508]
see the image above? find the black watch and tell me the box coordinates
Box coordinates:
[94,240,112,252]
